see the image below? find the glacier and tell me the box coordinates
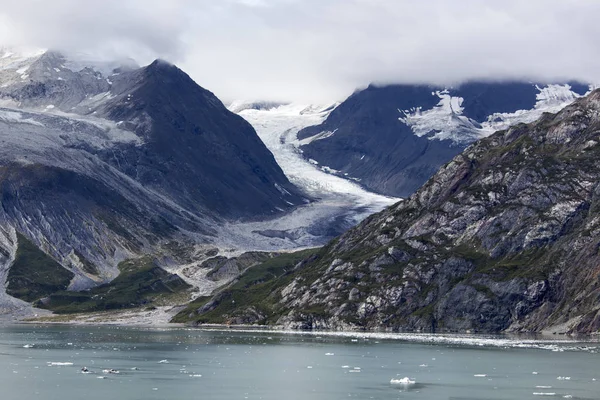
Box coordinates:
[220,103,398,252]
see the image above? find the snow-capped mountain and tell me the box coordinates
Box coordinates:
[297,81,592,197]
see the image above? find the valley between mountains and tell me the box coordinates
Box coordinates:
[1,48,599,334]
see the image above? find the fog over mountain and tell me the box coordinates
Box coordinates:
[2,0,600,102]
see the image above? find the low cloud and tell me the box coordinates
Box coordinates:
[2,0,600,102]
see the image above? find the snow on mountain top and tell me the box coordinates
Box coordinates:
[0,46,138,77]
[0,46,46,71]
[400,83,593,144]
[535,84,581,108]
[399,90,483,144]
[61,50,139,76]
[480,83,591,133]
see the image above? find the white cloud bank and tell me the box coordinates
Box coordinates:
[1,0,600,102]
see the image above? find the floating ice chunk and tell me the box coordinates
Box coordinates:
[189,374,202,377]
[419,364,428,367]
[533,393,556,396]
[341,366,350,369]
[307,366,313,369]
[390,377,415,385]
[536,386,552,388]
[47,362,73,366]
[102,369,119,374]
[325,353,334,356]
[158,360,169,364]
[474,374,487,377]
[533,372,539,375]
[97,376,106,379]
[556,376,571,381]
[22,344,34,348]
[563,396,573,399]
[353,367,361,370]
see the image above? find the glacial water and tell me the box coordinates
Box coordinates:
[1,325,599,400]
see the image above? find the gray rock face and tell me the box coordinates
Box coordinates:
[192,89,600,334]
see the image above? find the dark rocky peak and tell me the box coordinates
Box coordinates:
[87,59,307,218]
[140,59,225,109]
[101,58,225,119]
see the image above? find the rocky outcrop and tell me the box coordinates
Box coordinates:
[184,89,600,334]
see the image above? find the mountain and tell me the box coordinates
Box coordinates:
[0,48,306,309]
[1,50,305,218]
[297,81,591,198]
[178,89,600,334]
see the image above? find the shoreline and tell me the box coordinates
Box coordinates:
[10,317,600,346]
[8,305,599,343]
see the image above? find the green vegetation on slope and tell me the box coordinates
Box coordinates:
[37,257,191,313]
[6,233,74,302]
[172,248,320,324]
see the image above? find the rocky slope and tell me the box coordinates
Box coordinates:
[298,81,590,198]
[179,89,600,334]
[0,48,306,310]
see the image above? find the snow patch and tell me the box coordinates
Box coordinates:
[400,84,590,145]
[399,90,483,144]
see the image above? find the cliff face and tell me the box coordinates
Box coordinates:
[182,90,600,334]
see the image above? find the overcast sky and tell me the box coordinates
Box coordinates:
[1,0,600,102]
